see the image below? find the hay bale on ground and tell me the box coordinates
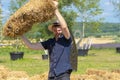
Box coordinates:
[1,65,120,80]
[86,69,107,76]
[30,72,48,80]
[7,71,29,78]
[3,0,56,38]
[71,69,120,80]
[0,66,10,79]
[111,69,120,74]
[7,77,29,80]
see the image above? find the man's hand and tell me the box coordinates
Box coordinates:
[53,0,58,8]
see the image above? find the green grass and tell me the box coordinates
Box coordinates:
[0,46,49,76]
[74,48,120,74]
[0,46,120,76]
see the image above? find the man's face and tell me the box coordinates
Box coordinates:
[52,26,62,35]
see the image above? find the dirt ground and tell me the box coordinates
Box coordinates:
[75,37,115,44]
[75,37,116,48]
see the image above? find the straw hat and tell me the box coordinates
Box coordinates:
[48,21,60,32]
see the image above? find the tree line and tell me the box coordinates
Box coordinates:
[73,22,120,37]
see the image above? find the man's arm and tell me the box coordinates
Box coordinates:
[53,1,71,39]
[21,35,44,50]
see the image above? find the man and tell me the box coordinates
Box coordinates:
[21,1,72,80]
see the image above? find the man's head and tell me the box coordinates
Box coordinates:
[48,21,62,35]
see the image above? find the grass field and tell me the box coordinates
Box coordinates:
[0,46,120,77]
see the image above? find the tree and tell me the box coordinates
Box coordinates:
[0,2,2,26]
[73,0,103,49]
[9,0,28,15]
[111,0,120,18]
[0,1,3,40]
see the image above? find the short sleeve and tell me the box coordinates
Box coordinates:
[64,36,72,44]
[68,37,72,44]
[41,39,52,49]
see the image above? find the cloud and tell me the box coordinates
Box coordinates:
[116,0,120,3]
[104,2,111,5]
[100,0,114,11]
[102,12,112,16]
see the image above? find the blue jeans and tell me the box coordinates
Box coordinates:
[48,72,71,80]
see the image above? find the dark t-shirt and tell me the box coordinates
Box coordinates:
[41,35,72,77]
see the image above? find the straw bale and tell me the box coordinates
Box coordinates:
[7,77,29,80]
[87,75,102,80]
[103,72,120,80]
[86,69,107,76]
[0,66,10,79]
[1,65,120,80]
[30,72,48,80]
[71,74,90,80]
[7,71,29,78]
[111,69,120,74]
[3,0,56,38]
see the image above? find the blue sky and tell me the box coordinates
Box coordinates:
[99,0,120,23]
[1,0,120,23]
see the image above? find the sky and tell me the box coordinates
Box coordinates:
[99,0,120,23]
[1,0,120,23]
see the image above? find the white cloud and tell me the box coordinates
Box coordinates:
[116,0,120,3]
[104,2,111,5]
[103,12,111,16]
